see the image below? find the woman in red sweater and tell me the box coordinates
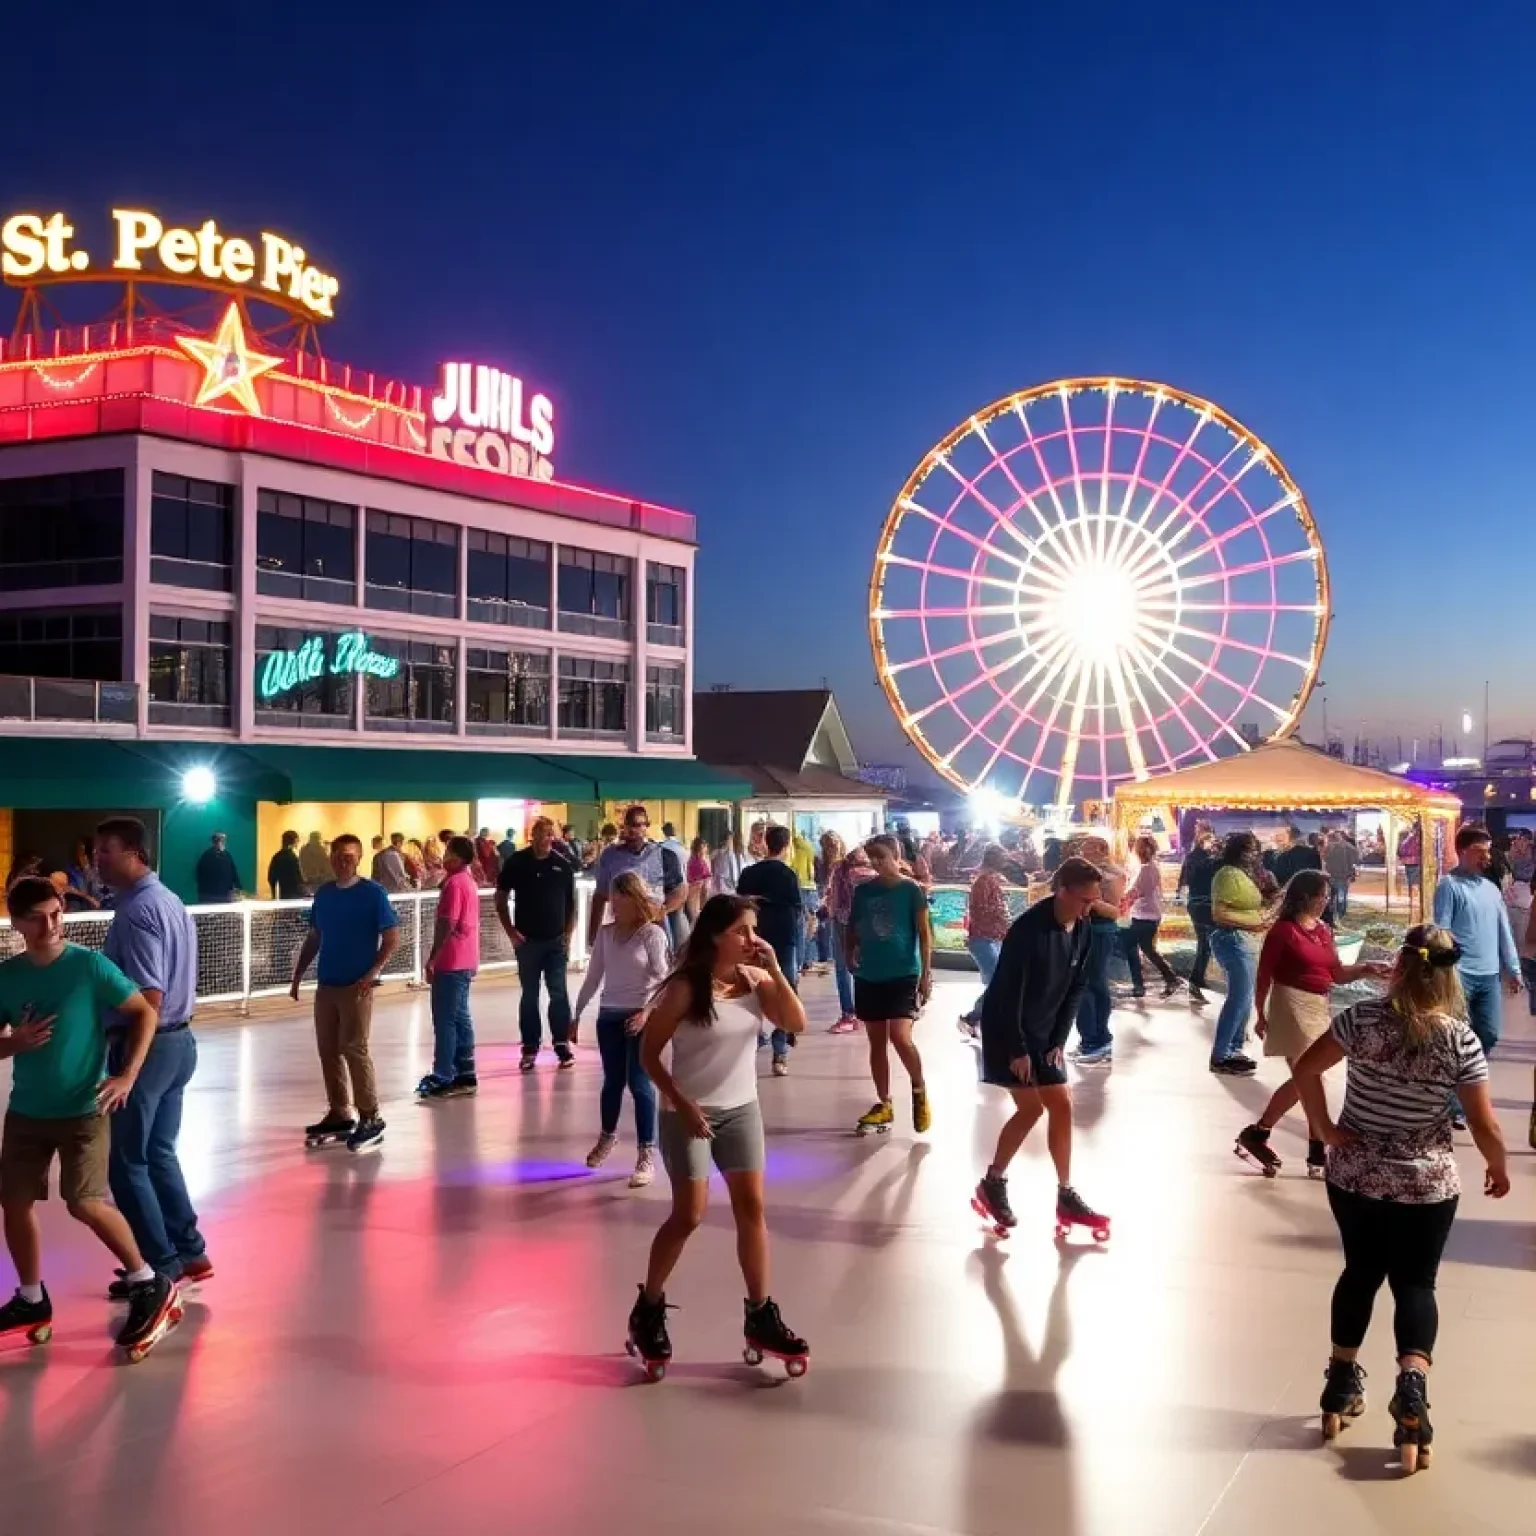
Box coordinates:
[1234,870,1388,1177]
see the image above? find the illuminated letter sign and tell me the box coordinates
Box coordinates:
[428,361,555,482]
[1,207,340,320]
[259,632,399,700]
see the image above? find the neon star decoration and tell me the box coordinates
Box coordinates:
[175,303,281,415]
[868,379,1330,807]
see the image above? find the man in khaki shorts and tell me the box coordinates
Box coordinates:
[0,876,178,1354]
[290,834,400,1153]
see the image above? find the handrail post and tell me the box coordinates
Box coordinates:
[239,905,253,1015]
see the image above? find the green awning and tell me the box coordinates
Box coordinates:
[0,739,288,807]
[239,745,600,803]
[551,756,752,802]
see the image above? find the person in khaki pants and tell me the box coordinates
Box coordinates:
[289,834,400,1153]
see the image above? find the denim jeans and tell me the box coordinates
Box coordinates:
[1460,971,1502,1057]
[1522,958,1536,1018]
[1209,929,1256,1063]
[832,921,856,1015]
[1121,918,1176,991]
[1187,901,1214,991]
[1074,924,1116,1053]
[814,902,833,964]
[430,968,476,1081]
[770,938,799,1056]
[595,1007,657,1143]
[107,1028,205,1277]
[1330,879,1350,917]
[965,936,1002,1019]
[516,936,572,1053]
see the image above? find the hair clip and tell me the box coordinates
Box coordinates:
[1417,946,1430,962]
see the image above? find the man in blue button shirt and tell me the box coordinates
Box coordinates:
[95,816,211,1293]
[1433,822,1522,1059]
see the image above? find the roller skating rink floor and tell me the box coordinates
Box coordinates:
[3,968,1536,1534]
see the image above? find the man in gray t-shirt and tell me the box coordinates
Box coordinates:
[588,805,685,943]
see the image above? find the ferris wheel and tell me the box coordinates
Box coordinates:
[869,378,1329,808]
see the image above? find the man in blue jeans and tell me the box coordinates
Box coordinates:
[419,836,481,1099]
[496,817,579,1071]
[1068,836,1123,1066]
[95,816,211,1295]
[1433,823,1522,1066]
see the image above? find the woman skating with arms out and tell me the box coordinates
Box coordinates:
[628,895,810,1380]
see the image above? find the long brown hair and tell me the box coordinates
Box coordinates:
[1389,923,1466,1050]
[1277,868,1330,923]
[663,894,756,1026]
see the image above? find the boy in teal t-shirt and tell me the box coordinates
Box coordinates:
[0,877,178,1355]
[846,835,934,1137]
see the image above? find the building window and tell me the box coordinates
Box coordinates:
[557,548,631,639]
[148,615,231,727]
[646,562,686,648]
[466,647,550,736]
[467,530,550,629]
[0,608,122,681]
[254,624,356,729]
[645,664,685,742]
[150,472,234,591]
[363,637,456,734]
[558,655,629,737]
[257,491,356,604]
[365,511,458,617]
[0,470,123,590]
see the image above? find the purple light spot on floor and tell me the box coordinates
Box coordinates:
[443,1159,593,1185]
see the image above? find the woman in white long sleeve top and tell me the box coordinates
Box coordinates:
[573,872,672,1187]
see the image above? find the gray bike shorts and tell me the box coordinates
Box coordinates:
[658,1100,765,1182]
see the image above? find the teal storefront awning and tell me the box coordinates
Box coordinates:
[551,756,751,802]
[0,739,289,807]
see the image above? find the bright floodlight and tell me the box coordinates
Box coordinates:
[869,378,1329,804]
[181,765,217,804]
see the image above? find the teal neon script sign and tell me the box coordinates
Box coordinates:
[259,630,399,700]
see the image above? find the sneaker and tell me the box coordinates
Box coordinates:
[586,1132,618,1169]
[347,1116,386,1153]
[1210,1056,1258,1076]
[912,1085,932,1134]
[1187,985,1208,1005]
[180,1255,215,1285]
[629,1145,656,1188]
[0,1286,52,1343]
[556,1050,577,1071]
[1070,1045,1113,1066]
[447,1073,478,1097]
[829,1015,860,1035]
[116,1273,177,1352]
[417,1075,454,1100]
[519,1049,538,1073]
[771,1055,789,1077]
[1449,1113,1468,1133]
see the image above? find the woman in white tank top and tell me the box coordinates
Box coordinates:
[627,894,809,1380]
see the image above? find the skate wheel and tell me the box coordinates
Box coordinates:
[1419,1445,1432,1468]
[126,1343,148,1365]
[1054,1224,1069,1239]
[1321,1412,1340,1441]
[743,1346,763,1366]
[27,1325,51,1345]
[785,1356,808,1378]
[994,1225,1010,1240]
[1093,1227,1110,1243]
[625,1339,637,1358]
[644,1361,666,1383]
[169,1305,184,1326]
[1400,1442,1420,1474]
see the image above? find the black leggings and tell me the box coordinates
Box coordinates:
[1326,1183,1457,1360]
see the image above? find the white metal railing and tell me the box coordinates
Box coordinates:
[0,881,596,1009]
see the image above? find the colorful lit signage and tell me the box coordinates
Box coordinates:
[0,208,339,320]
[429,361,555,481]
[176,304,281,415]
[259,631,398,700]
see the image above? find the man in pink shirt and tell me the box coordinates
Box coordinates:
[419,836,482,1100]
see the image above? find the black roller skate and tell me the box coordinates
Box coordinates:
[1235,1124,1282,1177]
[0,1286,52,1348]
[1389,1367,1433,1472]
[1306,1140,1327,1180]
[304,1113,356,1148]
[743,1296,809,1378]
[1054,1184,1110,1243]
[625,1285,674,1382]
[1319,1356,1366,1440]
[116,1274,182,1364]
[971,1172,1017,1238]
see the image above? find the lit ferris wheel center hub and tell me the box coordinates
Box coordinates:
[869,379,1329,807]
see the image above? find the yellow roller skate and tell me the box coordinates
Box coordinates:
[856,1100,894,1137]
[912,1085,932,1134]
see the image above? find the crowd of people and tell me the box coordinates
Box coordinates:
[0,804,1525,1469]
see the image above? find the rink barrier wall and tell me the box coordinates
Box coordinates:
[0,881,597,1010]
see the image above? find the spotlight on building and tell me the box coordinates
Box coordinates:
[181,765,217,804]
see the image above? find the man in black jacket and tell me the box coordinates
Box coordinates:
[972,857,1107,1237]
[1178,826,1220,1003]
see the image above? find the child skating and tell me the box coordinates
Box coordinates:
[846,835,933,1136]
[974,856,1110,1241]
[630,895,809,1380]
[0,877,181,1361]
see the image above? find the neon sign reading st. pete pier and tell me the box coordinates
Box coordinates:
[259,631,398,700]
[429,362,555,482]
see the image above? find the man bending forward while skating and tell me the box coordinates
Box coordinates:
[974,856,1109,1236]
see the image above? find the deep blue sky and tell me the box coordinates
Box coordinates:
[5,3,1533,768]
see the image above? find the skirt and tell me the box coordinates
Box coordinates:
[1263,982,1330,1058]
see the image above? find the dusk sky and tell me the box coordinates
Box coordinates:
[5,3,1533,772]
